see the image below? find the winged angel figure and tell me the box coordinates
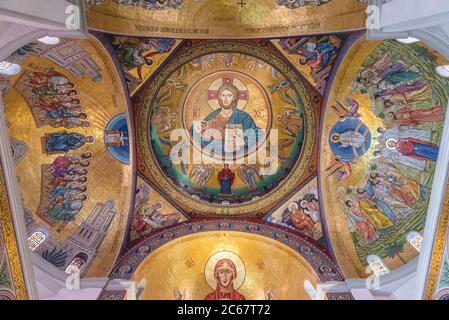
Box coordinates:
[189,164,214,189]
[331,97,361,120]
[237,164,263,190]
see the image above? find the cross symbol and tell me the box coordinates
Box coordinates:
[237,0,247,9]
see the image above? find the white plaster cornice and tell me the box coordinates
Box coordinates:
[32,252,109,285]
[346,258,418,292]
[0,25,82,61]
[0,0,87,35]
[317,259,418,299]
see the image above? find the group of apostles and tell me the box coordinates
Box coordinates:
[16,68,91,129]
[41,153,92,227]
[338,50,442,244]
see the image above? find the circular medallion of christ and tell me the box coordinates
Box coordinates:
[182,71,272,161]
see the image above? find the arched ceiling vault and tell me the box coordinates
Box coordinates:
[85,0,367,39]
[2,35,134,278]
[320,36,449,278]
[105,220,342,300]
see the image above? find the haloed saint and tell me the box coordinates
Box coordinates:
[191,77,263,158]
[204,258,246,300]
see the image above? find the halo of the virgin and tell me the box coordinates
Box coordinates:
[204,250,246,290]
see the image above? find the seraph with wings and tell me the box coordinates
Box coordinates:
[331,97,361,120]
[237,164,262,190]
[326,156,352,181]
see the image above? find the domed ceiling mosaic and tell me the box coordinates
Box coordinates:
[1,0,449,300]
[135,40,320,216]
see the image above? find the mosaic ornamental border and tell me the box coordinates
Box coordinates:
[108,220,344,285]
[0,159,27,300]
[424,173,449,300]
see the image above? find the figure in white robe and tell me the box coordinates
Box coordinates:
[370,178,413,219]
[378,127,431,144]
[375,147,426,171]
[337,131,367,148]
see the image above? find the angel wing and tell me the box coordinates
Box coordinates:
[283,109,299,117]
[189,165,199,179]
[237,165,246,184]
[281,92,295,105]
[278,138,295,154]
[331,101,349,118]
[269,79,294,105]
[203,165,215,186]
[345,97,360,116]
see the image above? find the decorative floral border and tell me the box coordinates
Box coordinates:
[0,159,27,300]
[424,175,449,299]
[108,220,344,284]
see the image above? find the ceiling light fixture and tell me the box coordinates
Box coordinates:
[396,37,420,44]
[0,61,21,76]
[436,65,449,78]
